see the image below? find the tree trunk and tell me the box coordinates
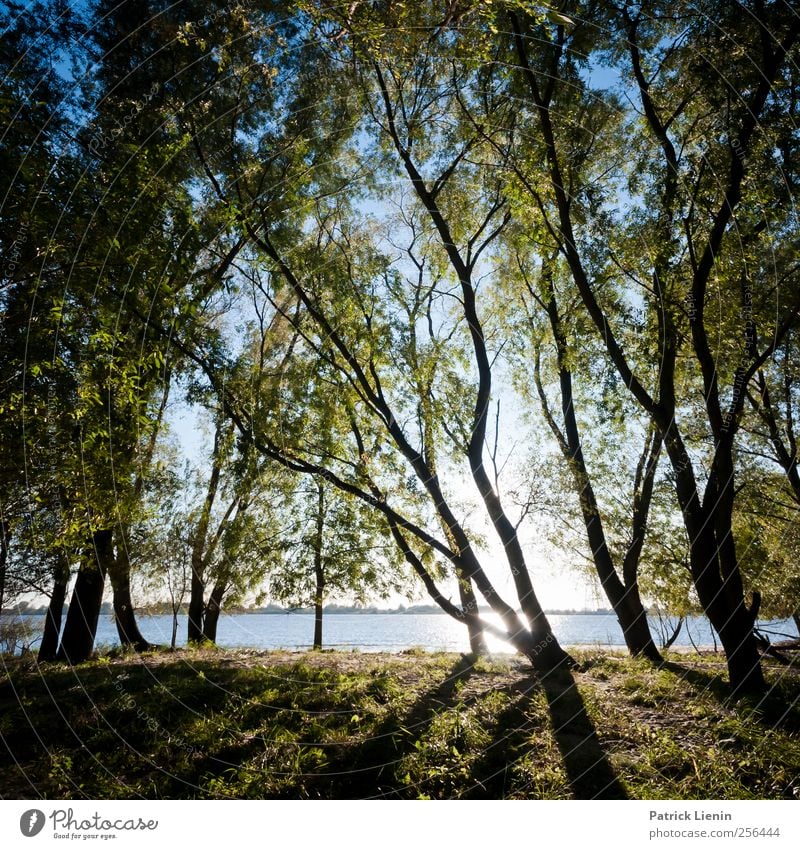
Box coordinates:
[57,529,112,664]
[313,481,325,650]
[663,617,684,651]
[688,524,765,695]
[653,419,766,694]
[313,579,324,650]
[457,576,487,655]
[369,70,568,670]
[201,581,226,643]
[0,518,9,616]
[38,552,70,662]
[108,530,150,650]
[793,612,800,637]
[535,285,661,663]
[703,452,765,694]
[188,421,225,643]
[187,567,205,644]
[716,608,766,696]
[617,590,661,661]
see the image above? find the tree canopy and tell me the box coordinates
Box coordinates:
[1,0,798,693]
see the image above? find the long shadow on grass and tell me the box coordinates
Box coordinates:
[457,673,542,798]
[540,664,627,799]
[663,660,800,732]
[328,655,626,800]
[460,664,626,799]
[326,653,478,799]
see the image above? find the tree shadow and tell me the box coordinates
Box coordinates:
[1,653,629,799]
[538,664,628,799]
[326,655,626,800]
[457,673,542,798]
[326,653,479,798]
[664,659,800,732]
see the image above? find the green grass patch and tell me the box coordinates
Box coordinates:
[0,648,798,799]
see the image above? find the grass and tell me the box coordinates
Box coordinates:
[0,648,798,799]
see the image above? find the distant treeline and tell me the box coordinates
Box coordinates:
[5,602,615,617]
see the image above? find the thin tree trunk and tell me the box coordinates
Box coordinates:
[663,617,684,651]
[111,374,170,650]
[187,567,205,644]
[0,518,9,616]
[509,9,768,693]
[793,612,800,637]
[38,551,70,661]
[313,481,325,650]
[370,67,568,672]
[201,581,225,643]
[313,576,324,650]
[188,422,225,643]
[57,529,113,664]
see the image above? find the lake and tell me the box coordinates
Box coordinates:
[11,612,800,654]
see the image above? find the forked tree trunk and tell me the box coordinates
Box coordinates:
[369,66,570,673]
[457,576,487,655]
[535,274,662,664]
[108,532,150,651]
[38,552,70,661]
[57,529,113,664]
[201,581,226,643]
[507,9,774,693]
[663,617,684,650]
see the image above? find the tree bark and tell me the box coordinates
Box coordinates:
[457,576,487,655]
[313,576,324,650]
[369,65,569,672]
[187,567,205,644]
[188,422,225,643]
[38,551,70,662]
[663,617,684,651]
[313,481,325,650]
[248,227,569,670]
[509,10,774,692]
[108,530,150,650]
[201,581,226,643]
[57,529,112,664]
[0,518,9,616]
[533,276,661,662]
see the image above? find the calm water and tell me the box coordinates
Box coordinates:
[12,612,800,653]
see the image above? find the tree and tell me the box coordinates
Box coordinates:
[0,0,85,656]
[503,241,664,660]
[51,0,245,660]
[270,478,410,649]
[500,0,799,693]
[183,414,280,644]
